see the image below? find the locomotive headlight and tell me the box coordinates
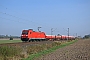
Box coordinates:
[26,35,28,36]
[21,35,23,36]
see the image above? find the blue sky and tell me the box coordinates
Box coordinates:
[0,0,90,37]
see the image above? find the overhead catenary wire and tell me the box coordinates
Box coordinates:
[0,4,52,28]
[0,12,54,35]
[0,16,26,24]
[0,11,52,29]
[0,5,62,35]
[0,16,40,32]
[0,12,33,22]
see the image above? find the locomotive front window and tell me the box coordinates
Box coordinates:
[22,32,28,35]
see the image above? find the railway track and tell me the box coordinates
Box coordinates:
[0,39,69,48]
[0,41,54,47]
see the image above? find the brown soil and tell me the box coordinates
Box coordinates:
[35,39,90,60]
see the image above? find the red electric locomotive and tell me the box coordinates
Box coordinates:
[21,29,46,42]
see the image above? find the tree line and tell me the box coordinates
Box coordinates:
[83,34,90,39]
[0,35,20,38]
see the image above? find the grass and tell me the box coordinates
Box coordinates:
[0,40,77,60]
[23,40,78,60]
[0,40,22,44]
[0,46,22,60]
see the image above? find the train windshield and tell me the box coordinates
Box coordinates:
[22,32,28,35]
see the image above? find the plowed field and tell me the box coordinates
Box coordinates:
[35,39,90,60]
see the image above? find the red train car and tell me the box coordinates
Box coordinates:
[46,35,56,41]
[56,36,61,40]
[46,35,75,41]
[21,29,46,42]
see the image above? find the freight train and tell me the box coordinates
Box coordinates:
[21,29,75,42]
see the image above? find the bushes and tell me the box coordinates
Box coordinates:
[27,45,44,54]
[0,41,63,60]
[0,46,22,60]
[26,42,62,55]
[9,37,13,40]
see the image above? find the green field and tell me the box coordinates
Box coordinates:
[0,40,22,44]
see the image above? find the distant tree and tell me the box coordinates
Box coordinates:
[57,34,61,36]
[9,35,13,40]
[77,36,82,39]
[0,35,5,38]
[10,37,13,40]
[5,35,9,38]
[83,34,90,39]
